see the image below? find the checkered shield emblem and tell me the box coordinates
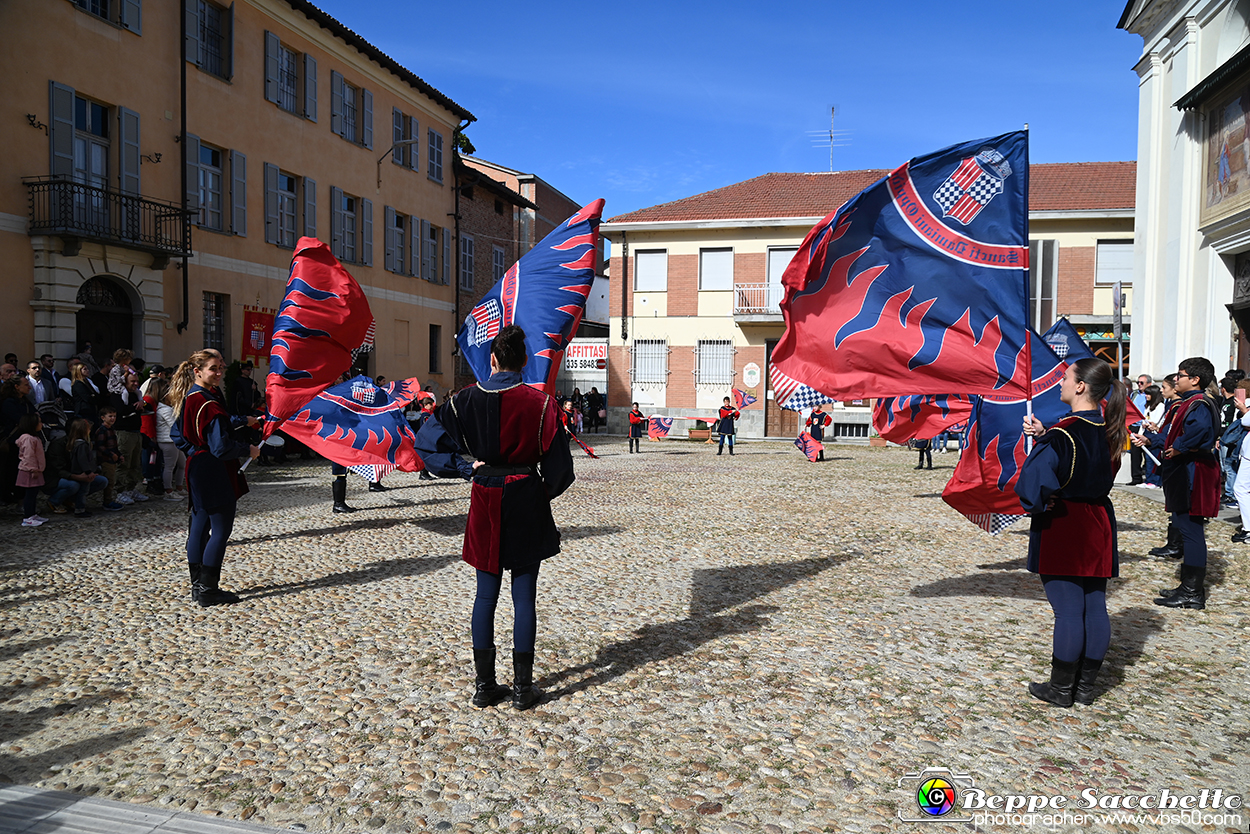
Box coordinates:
[250,327,265,350]
[932,148,1012,225]
[468,299,502,347]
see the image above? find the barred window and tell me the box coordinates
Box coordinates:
[695,340,734,385]
[197,1,228,79]
[342,82,358,146]
[203,292,226,352]
[630,339,668,385]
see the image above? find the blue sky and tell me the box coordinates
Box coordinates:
[315,1,1144,220]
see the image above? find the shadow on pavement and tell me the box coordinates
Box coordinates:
[543,555,851,701]
[0,689,130,745]
[238,553,459,602]
[0,728,146,786]
[910,570,1043,601]
[232,515,423,545]
[0,636,72,664]
[1098,606,1167,699]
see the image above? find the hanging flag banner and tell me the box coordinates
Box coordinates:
[241,306,275,366]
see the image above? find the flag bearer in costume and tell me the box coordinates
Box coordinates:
[169,351,259,606]
[1018,358,1125,707]
[716,397,740,456]
[430,325,574,710]
[1152,357,1221,610]
[805,405,831,462]
[1137,374,1183,558]
[627,403,645,453]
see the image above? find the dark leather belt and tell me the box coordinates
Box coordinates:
[474,464,536,478]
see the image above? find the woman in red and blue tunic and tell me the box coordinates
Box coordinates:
[428,325,574,710]
[627,402,645,453]
[805,405,832,462]
[169,351,259,607]
[716,397,740,456]
[1017,358,1126,707]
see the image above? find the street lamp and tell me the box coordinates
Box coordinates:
[377,139,421,189]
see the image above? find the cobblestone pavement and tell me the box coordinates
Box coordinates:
[1,438,1247,834]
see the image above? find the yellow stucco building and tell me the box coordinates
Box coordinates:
[1,0,472,391]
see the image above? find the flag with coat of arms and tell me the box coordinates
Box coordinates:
[770,131,1032,406]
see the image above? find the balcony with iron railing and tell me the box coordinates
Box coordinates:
[733,282,785,322]
[24,177,192,263]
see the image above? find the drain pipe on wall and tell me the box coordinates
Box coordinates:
[619,232,628,344]
[450,119,471,362]
[176,0,189,334]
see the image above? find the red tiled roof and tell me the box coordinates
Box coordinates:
[605,162,1136,224]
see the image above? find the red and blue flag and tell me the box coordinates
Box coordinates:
[280,375,425,472]
[648,416,674,440]
[457,200,605,393]
[732,388,757,410]
[770,131,1031,404]
[265,237,374,440]
[872,394,974,445]
[794,431,823,462]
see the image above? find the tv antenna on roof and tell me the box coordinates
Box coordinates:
[806,106,851,172]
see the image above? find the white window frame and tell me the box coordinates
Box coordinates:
[341,192,357,264]
[634,250,668,292]
[198,143,224,231]
[428,129,444,182]
[630,339,669,387]
[1029,239,1058,333]
[694,339,735,386]
[699,248,734,291]
[1095,239,1133,285]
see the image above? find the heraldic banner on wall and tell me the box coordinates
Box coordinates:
[241,306,275,366]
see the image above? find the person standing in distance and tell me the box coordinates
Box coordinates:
[627,403,645,453]
[716,396,740,456]
[428,325,574,710]
[1018,358,1126,707]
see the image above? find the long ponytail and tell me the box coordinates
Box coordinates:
[168,350,217,417]
[1071,358,1127,458]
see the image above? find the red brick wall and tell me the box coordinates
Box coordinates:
[608,345,631,407]
[668,254,698,317]
[609,254,632,317]
[667,348,695,409]
[1057,246,1095,316]
[735,252,765,284]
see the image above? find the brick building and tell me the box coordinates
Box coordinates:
[600,162,1136,438]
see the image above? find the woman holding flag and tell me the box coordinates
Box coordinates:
[169,351,260,606]
[1017,357,1126,707]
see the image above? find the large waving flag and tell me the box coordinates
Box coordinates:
[770,132,1031,405]
[794,431,823,462]
[280,375,424,472]
[942,322,1141,534]
[648,416,674,440]
[457,200,605,393]
[872,394,974,445]
[265,238,374,440]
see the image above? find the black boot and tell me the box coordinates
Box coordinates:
[419,470,435,481]
[1028,656,1079,707]
[818,451,824,461]
[1148,524,1183,559]
[332,477,356,513]
[1154,564,1206,609]
[1073,657,1104,706]
[512,651,543,710]
[188,563,202,602]
[471,647,511,708]
[728,445,734,455]
[196,565,240,607]
[368,481,388,492]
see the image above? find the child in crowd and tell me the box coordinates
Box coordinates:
[93,406,125,511]
[68,418,107,517]
[15,414,46,527]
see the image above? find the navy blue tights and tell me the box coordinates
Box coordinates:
[472,565,539,652]
[1173,512,1207,568]
[1041,575,1109,663]
[187,504,236,568]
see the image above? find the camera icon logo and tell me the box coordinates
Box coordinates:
[897,767,976,823]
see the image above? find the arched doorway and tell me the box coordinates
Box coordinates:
[76,276,137,368]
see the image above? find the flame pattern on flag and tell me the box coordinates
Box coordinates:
[872,394,974,444]
[794,431,824,462]
[732,388,758,410]
[280,375,424,472]
[456,200,605,393]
